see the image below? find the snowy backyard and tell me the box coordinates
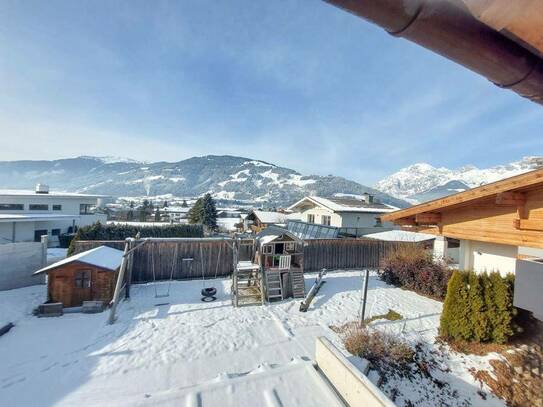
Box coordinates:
[0,271,505,406]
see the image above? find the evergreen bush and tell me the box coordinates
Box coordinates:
[440,270,519,344]
[67,222,204,255]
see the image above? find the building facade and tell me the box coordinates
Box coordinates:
[381,169,543,320]
[0,185,107,245]
[287,195,397,230]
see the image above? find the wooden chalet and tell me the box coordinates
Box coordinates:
[381,168,543,319]
[34,246,123,308]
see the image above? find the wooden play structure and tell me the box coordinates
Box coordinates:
[231,230,305,307]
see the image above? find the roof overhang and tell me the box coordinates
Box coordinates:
[381,168,543,223]
[0,214,81,223]
[324,0,543,106]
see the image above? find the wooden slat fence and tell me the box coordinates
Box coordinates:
[73,239,234,282]
[73,238,415,281]
[302,239,412,272]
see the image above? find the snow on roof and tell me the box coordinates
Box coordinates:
[0,189,106,198]
[250,210,286,224]
[364,230,436,242]
[259,235,279,245]
[35,246,124,274]
[288,196,396,214]
[0,214,81,223]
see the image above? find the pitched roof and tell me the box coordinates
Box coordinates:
[288,196,396,214]
[34,245,124,274]
[382,168,543,222]
[248,210,287,224]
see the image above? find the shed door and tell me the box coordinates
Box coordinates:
[73,269,92,306]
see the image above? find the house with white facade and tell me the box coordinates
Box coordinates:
[381,168,543,320]
[0,184,107,245]
[287,195,397,231]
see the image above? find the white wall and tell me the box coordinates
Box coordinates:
[300,207,342,227]
[299,207,391,229]
[0,240,46,290]
[459,239,518,275]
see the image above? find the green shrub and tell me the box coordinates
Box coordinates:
[379,244,453,300]
[440,270,520,344]
[68,222,204,255]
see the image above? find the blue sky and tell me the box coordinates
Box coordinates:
[0,0,541,185]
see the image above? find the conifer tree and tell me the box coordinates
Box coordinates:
[201,193,218,230]
[188,198,204,224]
[440,270,471,340]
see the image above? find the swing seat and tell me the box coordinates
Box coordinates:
[201,287,217,297]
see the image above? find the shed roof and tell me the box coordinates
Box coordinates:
[34,245,124,274]
[364,230,436,242]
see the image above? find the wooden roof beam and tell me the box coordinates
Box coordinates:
[514,219,543,231]
[496,191,526,206]
[415,213,442,225]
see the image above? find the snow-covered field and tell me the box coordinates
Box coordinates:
[0,271,504,406]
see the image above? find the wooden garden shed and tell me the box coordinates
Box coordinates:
[34,246,124,308]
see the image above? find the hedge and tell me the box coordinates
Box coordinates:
[440,270,519,344]
[379,244,453,300]
[68,222,204,255]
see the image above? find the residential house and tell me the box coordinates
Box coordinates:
[287,195,397,236]
[0,184,107,246]
[243,210,287,233]
[381,168,543,320]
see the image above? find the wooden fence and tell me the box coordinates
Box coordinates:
[73,238,413,282]
[73,239,235,282]
[302,239,409,272]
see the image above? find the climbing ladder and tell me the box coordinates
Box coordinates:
[291,269,305,299]
[232,262,264,307]
[265,271,283,302]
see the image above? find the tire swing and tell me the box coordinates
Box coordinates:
[200,243,221,302]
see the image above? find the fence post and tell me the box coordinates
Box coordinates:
[360,268,370,324]
[40,235,48,267]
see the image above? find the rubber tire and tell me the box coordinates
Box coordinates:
[201,287,217,297]
[201,296,216,302]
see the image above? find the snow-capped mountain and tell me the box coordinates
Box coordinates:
[376,157,543,203]
[0,155,409,208]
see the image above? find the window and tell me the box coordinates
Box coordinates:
[34,229,48,242]
[0,203,24,210]
[262,245,273,254]
[374,217,383,227]
[307,214,315,224]
[80,204,95,215]
[29,204,48,211]
[322,215,331,226]
[75,270,91,288]
[285,242,295,252]
[52,204,62,211]
[51,229,61,236]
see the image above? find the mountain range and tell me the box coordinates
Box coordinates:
[2,155,540,208]
[375,157,543,203]
[0,155,409,208]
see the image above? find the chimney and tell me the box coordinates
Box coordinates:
[35,184,50,194]
[362,192,374,203]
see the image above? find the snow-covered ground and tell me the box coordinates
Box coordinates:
[0,271,504,406]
